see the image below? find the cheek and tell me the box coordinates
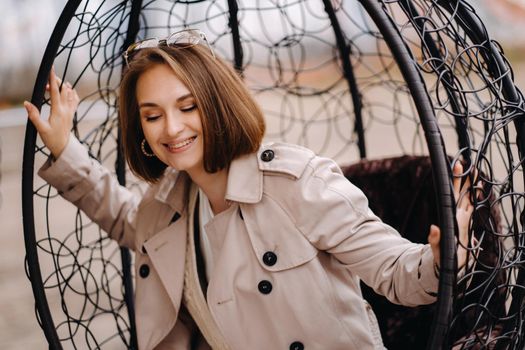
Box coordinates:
[140,122,159,142]
[191,111,204,132]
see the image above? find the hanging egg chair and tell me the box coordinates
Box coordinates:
[22,0,525,349]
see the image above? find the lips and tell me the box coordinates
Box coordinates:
[165,136,196,151]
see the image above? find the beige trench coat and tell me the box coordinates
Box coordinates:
[39,136,439,350]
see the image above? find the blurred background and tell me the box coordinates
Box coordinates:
[0,0,524,349]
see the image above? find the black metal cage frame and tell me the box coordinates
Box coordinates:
[22,0,525,349]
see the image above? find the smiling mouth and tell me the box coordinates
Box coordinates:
[165,136,196,151]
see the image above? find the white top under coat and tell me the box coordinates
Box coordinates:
[198,188,215,282]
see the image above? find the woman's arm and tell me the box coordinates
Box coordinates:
[286,156,475,306]
[25,68,139,250]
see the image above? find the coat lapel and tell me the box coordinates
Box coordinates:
[142,170,190,313]
[143,218,187,312]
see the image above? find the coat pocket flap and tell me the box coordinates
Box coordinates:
[240,198,318,272]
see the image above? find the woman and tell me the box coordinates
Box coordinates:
[24,29,474,350]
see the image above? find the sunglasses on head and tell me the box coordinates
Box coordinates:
[123,29,215,67]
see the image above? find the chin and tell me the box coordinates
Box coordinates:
[167,159,203,173]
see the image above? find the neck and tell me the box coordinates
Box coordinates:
[187,166,229,215]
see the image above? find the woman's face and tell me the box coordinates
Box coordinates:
[136,63,204,174]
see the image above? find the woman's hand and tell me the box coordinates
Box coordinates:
[24,67,79,158]
[428,162,477,270]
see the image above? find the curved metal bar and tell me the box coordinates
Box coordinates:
[227,0,243,73]
[22,2,83,348]
[357,1,457,349]
[117,1,145,348]
[322,0,367,159]
[119,0,144,345]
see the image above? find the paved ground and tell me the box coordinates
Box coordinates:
[0,124,48,349]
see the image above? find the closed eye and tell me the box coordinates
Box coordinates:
[180,104,197,113]
[144,115,161,122]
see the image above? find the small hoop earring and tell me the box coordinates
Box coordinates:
[141,139,155,157]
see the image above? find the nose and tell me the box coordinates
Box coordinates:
[165,112,184,137]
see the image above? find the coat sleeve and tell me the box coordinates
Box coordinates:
[38,136,139,250]
[290,156,438,306]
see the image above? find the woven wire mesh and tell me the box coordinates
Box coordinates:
[381,1,525,348]
[23,0,525,349]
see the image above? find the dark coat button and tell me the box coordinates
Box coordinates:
[258,280,273,294]
[262,251,277,266]
[139,264,150,278]
[290,341,304,350]
[260,149,275,162]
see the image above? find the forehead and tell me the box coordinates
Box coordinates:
[135,63,191,102]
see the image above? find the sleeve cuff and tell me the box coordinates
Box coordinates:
[418,245,439,297]
[38,135,99,202]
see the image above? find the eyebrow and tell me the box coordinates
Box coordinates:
[138,93,194,109]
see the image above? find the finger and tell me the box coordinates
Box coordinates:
[453,161,463,176]
[428,224,441,264]
[458,214,470,243]
[66,85,80,108]
[60,81,72,101]
[457,192,470,211]
[472,168,479,184]
[457,168,476,210]
[72,87,80,102]
[457,231,471,268]
[24,101,49,132]
[48,67,61,105]
[475,181,483,201]
[453,162,462,200]
[460,167,479,193]
[459,178,475,211]
[461,172,472,192]
[428,224,440,246]
[61,82,70,102]
[66,88,77,107]
[72,88,80,106]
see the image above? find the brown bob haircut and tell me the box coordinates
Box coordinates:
[119,44,266,183]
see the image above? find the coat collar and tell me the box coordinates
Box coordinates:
[152,142,314,207]
[225,151,263,204]
[224,142,313,204]
[154,168,189,213]
[150,156,263,209]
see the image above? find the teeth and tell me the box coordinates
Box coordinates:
[168,137,195,150]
